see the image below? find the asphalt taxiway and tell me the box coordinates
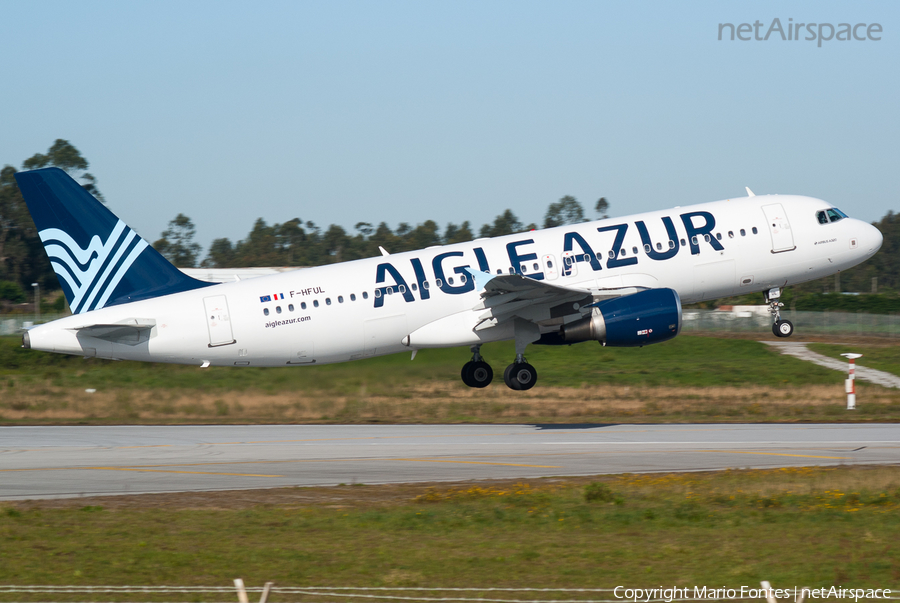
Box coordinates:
[2,423,898,500]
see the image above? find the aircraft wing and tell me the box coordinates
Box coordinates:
[465,268,623,332]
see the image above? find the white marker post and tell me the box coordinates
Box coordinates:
[841,353,863,410]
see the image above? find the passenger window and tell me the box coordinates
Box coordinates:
[460,275,467,283]
[716,233,722,241]
[363,291,369,299]
[314,299,320,307]
[620,248,627,256]
[276,306,282,314]
[411,283,417,291]
[740,229,746,236]
[704,234,711,242]
[325,298,331,305]
[508,267,515,274]
[374,290,382,298]
[496,269,503,275]
[668,240,675,249]
[350,293,356,301]
[533,262,539,271]
[422,281,429,290]
[399,285,407,294]
[632,246,639,254]
[263,308,269,316]
[547,260,554,268]
[288,304,294,312]
[338,296,344,303]
[583,254,590,262]
[655,242,662,251]
[608,250,615,259]
[520,265,527,273]
[679,239,685,247]
[643,244,651,253]
[301,302,307,309]
[448,277,454,285]
[728,231,734,238]
[436,279,443,287]
[752,227,758,234]
[691,236,698,245]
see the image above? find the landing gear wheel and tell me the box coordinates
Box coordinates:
[462,361,493,388]
[461,362,476,387]
[503,362,537,391]
[773,319,794,338]
[469,361,493,388]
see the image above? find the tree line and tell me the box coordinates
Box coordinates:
[161,195,608,270]
[1,140,898,311]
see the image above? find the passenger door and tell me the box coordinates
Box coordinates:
[762,203,796,253]
[203,295,236,347]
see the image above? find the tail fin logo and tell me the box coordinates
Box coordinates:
[39,219,149,314]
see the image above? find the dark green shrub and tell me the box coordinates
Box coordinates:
[584,482,616,503]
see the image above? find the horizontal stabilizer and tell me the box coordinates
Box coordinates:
[72,319,156,345]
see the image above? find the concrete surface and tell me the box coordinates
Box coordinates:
[2,423,898,500]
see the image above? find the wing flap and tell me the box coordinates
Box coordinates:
[464,268,596,330]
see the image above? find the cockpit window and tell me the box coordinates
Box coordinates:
[817,208,849,224]
[827,208,847,222]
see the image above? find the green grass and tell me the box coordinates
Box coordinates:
[809,343,900,377]
[0,334,844,393]
[2,466,899,587]
[8,334,899,425]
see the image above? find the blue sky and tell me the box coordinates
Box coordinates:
[2,0,897,253]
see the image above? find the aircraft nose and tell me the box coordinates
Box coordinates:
[865,222,883,254]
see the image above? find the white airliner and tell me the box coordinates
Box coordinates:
[17,169,882,390]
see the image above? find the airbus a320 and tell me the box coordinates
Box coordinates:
[17,169,882,390]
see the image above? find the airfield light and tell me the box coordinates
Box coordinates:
[840,353,863,410]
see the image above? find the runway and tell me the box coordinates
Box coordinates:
[2,423,899,500]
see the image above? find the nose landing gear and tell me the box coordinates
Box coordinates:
[461,345,493,388]
[766,287,794,338]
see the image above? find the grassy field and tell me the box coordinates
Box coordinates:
[2,466,899,587]
[3,335,900,424]
[810,342,900,378]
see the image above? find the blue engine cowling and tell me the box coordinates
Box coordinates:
[556,288,682,347]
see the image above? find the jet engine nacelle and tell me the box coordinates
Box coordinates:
[559,288,682,347]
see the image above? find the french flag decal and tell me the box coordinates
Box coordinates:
[273,293,285,300]
[259,295,272,303]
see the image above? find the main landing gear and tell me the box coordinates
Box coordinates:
[461,345,493,388]
[503,355,537,391]
[766,287,794,338]
[459,346,538,391]
[461,321,542,391]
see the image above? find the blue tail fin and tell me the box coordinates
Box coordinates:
[15,167,212,314]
